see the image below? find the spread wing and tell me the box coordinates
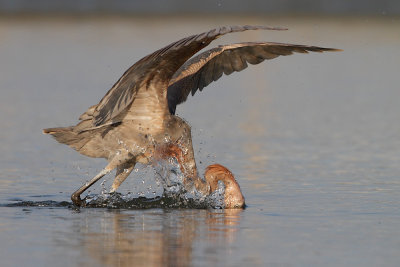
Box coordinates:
[82,25,287,126]
[167,42,341,114]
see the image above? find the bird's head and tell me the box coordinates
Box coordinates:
[204,164,245,209]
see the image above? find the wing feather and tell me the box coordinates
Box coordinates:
[86,25,286,126]
[167,42,340,114]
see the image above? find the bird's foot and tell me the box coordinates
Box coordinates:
[71,193,86,207]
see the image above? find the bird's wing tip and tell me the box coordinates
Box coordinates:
[247,25,288,31]
[323,48,343,52]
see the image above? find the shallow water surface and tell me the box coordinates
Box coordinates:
[1,15,400,266]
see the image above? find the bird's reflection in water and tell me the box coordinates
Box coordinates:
[74,209,243,266]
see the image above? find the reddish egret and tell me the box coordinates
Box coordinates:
[43,25,339,208]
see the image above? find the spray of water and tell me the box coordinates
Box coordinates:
[83,157,226,209]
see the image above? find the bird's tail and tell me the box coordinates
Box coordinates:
[43,126,87,151]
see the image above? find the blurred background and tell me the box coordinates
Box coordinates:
[0,0,399,15]
[1,1,400,267]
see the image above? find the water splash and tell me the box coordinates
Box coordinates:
[81,158,226,209]
[82,193,211,209]
[4,158,226,209]
[3,189,225,209]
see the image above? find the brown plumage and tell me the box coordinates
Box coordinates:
[43,25,340,208]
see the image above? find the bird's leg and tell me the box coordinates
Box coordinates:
[110,160,136,193]
[71,168,112,206]
[71,152,132,206]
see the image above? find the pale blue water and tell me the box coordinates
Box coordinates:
[1,16,400,266]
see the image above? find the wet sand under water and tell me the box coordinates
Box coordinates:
[1,15,400,266]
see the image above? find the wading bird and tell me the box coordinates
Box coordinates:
[43,25,339,208]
